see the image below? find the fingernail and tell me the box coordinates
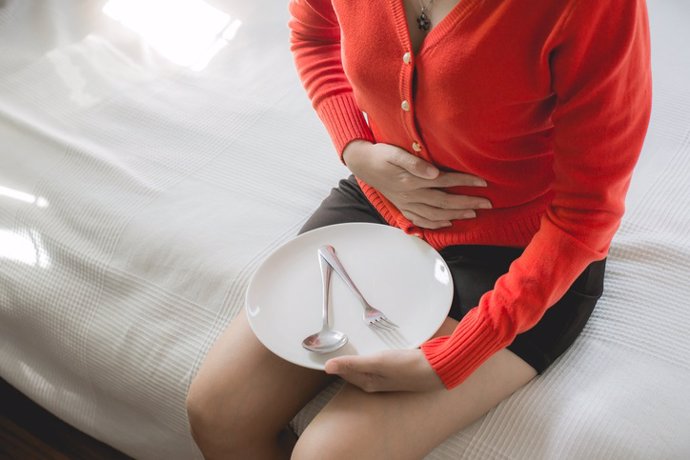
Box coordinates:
[461,211,476,219]
[324,361,337,374]
[426,167,439,178]
[474,180,488,187]
[478,201,492,209]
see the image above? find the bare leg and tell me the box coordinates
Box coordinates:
[292,318,537,460]
[186,311,334,460]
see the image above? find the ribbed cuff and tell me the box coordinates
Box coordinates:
[315,93,375,162]
[421,308,507,389]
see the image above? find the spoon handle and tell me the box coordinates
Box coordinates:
[318,251,333,329]
[318,245,366,304]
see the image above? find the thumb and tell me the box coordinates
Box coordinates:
[324,356,355,375]
[325,355,376,375]
[390,149,439,179]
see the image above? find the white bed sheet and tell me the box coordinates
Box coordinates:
[1,1,689,459]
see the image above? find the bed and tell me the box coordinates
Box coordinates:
[1,0,689,458]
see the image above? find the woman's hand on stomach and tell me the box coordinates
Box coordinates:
[343,140,492,229]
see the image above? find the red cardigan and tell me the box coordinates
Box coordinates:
[288,0,651,389]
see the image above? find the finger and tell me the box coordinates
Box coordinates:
[423,171,488,188]
[325,357,385,392]
[410,188,492,211]
[401,210,453,229]
[388,149,439,180]
[404,203,477,222]
[325,355,379,375]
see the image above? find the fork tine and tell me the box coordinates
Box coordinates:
[369,317,397,330]
[380,317,399,328]
[369,321,390,330]
[319,246,400,331]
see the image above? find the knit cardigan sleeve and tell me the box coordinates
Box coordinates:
[421,0,652,388]
[288,0,375,158]
[289,0,651,390]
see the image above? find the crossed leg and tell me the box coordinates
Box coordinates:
[187,312,536,460]
[188,177,539,459]
[292,318,537,460]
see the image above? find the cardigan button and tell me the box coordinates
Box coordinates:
[402,52,411,64]
[412,142,422,152]
[401,100,410,111]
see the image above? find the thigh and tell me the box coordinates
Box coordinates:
[188,312,334,438]
[509,258,606,372]
[440,245,605,375]
[440,245,524,319]
[189,176,383,439]
[293,320,537,460]
[300,175,388,234]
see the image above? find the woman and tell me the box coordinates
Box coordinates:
[186,0,651,458]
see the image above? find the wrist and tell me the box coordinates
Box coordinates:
[342,140,373,171]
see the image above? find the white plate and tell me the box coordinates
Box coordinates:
[245,223,454,370]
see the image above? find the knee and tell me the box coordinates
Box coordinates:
[185,377,221,447]
[186,375,284,458]
[186,375,246,456]
[292,419,356,460]
[291,425,329,460]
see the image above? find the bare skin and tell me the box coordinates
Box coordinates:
[293,345,536,460]
[186,1,538,458]
[186,311,536,459]
[342,141,492,230]
[187,312,332,460]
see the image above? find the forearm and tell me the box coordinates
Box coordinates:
[288,1,374,157]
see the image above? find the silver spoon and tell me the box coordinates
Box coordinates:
[302,251,348,353]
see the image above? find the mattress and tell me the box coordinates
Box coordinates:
[1,1,689,459]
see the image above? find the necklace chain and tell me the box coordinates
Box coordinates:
[417,0,434,31]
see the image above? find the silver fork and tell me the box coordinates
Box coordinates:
[318,245,398,330]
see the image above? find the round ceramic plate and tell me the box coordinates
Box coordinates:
[245,223,453,369]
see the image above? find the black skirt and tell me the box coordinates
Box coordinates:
[299,175,605,374]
